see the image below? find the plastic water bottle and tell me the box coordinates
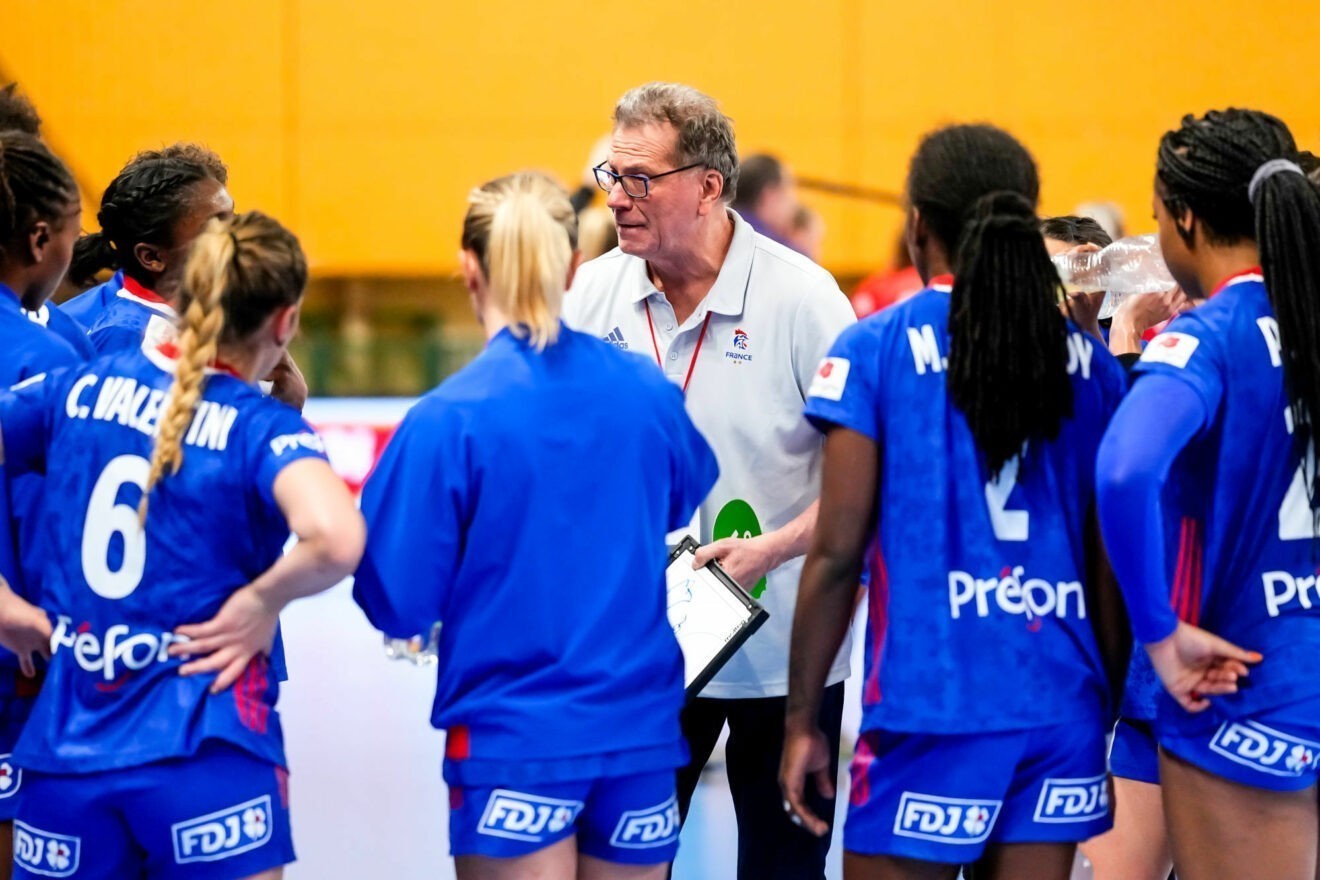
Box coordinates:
[384,622,442,666]
[1051,234,1178,319]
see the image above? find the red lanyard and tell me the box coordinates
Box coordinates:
[645,301,712,395]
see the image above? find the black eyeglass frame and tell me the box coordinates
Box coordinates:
[592,162,704,199]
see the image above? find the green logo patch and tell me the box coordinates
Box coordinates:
[712,499,768,599]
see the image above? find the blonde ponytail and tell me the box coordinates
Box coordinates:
[139,222,231,521]
[138,211,308,523]
[461,172,578,352]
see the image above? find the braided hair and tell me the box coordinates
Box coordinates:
[1157,109,1320,522]
[70,144,228,286]
[0,130,77,261]
[0,83,41,135]
[140,211,306,521]
[907,124,1072,477]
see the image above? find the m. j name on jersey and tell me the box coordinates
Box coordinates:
[62,372,237,451]
[908,327,1096,379]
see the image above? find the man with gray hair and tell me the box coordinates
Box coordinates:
[563,82,855,879]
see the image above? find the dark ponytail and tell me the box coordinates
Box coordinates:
[69,231,117,286]
[948,191,1072,475]
[1157,109,1320,522]
[907,124,1072,477]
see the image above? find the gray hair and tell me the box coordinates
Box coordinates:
[613,82,739,203]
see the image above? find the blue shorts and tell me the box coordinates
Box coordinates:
[845,721,1112,864]
[13,741,294,880]
[449,770,679,865]
[0,697,35,822]
[1109,717,1160,785]
[1160,702,1320,793]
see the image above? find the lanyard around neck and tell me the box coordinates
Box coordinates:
[644,300,711,395]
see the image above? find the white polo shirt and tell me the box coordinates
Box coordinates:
[563,210,855,699]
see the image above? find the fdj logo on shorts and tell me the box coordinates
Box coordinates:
[477,790,583,842]
[1033,775,1109,823]
[13,822,80,877]
[0,753,22,800]
[1210,721,1320,778]
[610,796,680,849]
[893,792,1001,844]
[172,795,274,864]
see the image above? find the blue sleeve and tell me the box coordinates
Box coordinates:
[1096,373,1208,644]
[1132,318,1224,417]
[0,372,63,476]
[352,402,466,639]
[663,383,718,531]
[88,323,142,355]
[48,310,95,361]
[251,406,332,509]
[803,321,882,441]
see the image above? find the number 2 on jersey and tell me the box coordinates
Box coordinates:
[81,454,151,599]
[985,453,1029,542]
[1279,408,1316,541]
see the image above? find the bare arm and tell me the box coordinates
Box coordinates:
[691,501,819,591]
[780,427,878,836]
[171,458,365,691]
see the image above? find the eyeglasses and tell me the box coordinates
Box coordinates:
[593,162,704,199]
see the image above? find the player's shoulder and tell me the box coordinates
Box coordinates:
[1138,303,1226,372]
[3,314,81,377]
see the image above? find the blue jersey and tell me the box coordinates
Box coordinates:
[1132,271,1320,732]
[804,281,1126,733]
[0,345,329,773]
[354,325,718,785]
[59,270,124,328]
[0,286,83,697]
[24,304,95,361]
[86,276,176,355]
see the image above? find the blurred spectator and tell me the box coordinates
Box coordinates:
[0,83,41,133]
[787,203,824,263]
[570,134,613,213]
[731,153,797,247]
[577,205,618,261]
[850,235,921,318]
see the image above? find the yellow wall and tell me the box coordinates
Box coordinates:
[5,0,1318,278]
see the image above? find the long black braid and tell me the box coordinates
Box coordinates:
[0,130,77,256]
[907,124,1073,477]
[70,144,228,286]
[1158,109,1320,524]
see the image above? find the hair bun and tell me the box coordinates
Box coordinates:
[968,190,1036,222]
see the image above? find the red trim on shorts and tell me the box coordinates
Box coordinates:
[446,725,471,760]
[1171,516,1205,626]
[864,542,889,706]
[233,657,271,734]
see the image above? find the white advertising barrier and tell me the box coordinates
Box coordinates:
[281,397,864,879]
[284,398,454,880]
[301,397,415,493]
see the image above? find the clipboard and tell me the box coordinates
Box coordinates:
[666,536,769,697]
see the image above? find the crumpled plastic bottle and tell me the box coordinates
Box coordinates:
[1052,233,1178,319]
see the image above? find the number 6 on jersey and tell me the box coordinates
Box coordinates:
[81,454,151,599]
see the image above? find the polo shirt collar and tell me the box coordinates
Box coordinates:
[626,209,754,319]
